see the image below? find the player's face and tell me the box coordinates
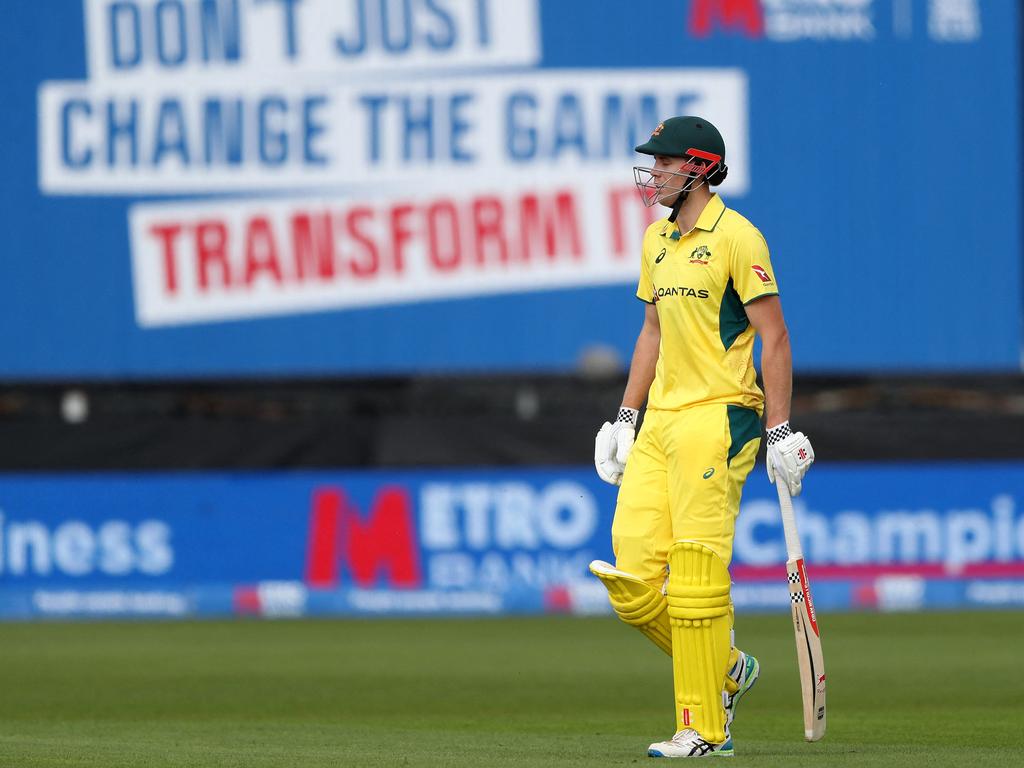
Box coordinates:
[650,155,689,207]
[633,155,706,208]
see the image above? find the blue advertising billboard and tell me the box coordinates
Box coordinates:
[0,463,1022,619]
[1,0,1019,377]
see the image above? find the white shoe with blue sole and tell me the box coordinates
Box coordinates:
[647,729,733,758]
[647,651,759,758]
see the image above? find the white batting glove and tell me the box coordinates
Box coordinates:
[594,407,638,486]
[766,421,814,496]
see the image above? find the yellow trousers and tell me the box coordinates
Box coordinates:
[612,404,761,587]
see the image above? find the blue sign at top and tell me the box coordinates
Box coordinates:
[1,0,1019,377]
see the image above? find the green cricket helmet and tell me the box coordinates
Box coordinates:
[633,116,729,208]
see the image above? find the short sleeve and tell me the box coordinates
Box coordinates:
[729,226,779,304]
[636,230,655,304]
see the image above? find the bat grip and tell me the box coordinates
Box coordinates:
[775,480,804,560]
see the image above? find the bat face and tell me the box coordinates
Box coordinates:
[787,557,826,742]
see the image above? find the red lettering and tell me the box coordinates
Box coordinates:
[291,212,335,281]
[343,487,421,587]
[518,191,581,262]
[233,586,261,615]
[607,188,633,259]
[194,220,231,291]
[243,216,284,286]
[472,196,507,265]
[689,0,764,37]
[426,199,461,271]
[389,204,415,274]
[304,486,422,588]
[344,207,379,278]
[305,489,341,587]
[607,186,661,259]
[149,223,182,295]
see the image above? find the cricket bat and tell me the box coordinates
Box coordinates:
[775,479,826,742]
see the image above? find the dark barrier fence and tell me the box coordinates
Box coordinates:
[2,374,1022,470]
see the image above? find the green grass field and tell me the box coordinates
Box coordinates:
[0,612,1021,767]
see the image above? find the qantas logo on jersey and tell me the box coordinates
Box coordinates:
[751,265,774,284]
[655,286,710,300]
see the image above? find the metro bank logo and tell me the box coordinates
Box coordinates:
[688,0,877,42]
[689,0,765,37]
[302,480,601,591]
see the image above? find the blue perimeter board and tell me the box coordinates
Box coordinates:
[0,462,1022,618]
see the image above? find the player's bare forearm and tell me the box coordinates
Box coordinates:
[745,295,792,427]
[760,331,792,427]
[621,303,661,410]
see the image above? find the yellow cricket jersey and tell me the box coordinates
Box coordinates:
[636,194,779,414]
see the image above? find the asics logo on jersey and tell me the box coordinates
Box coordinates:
[655,248,668,263]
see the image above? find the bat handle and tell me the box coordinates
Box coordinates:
[774,479,803,560]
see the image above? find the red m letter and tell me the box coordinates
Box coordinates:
[689,0,764,38]
[305,486,422,588]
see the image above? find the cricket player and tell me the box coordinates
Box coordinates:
[590,116,815,758]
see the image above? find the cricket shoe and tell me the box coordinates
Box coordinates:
[724,650,760,731]
[647,729,733,758]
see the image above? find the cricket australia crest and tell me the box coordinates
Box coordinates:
[689,245,712,265]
